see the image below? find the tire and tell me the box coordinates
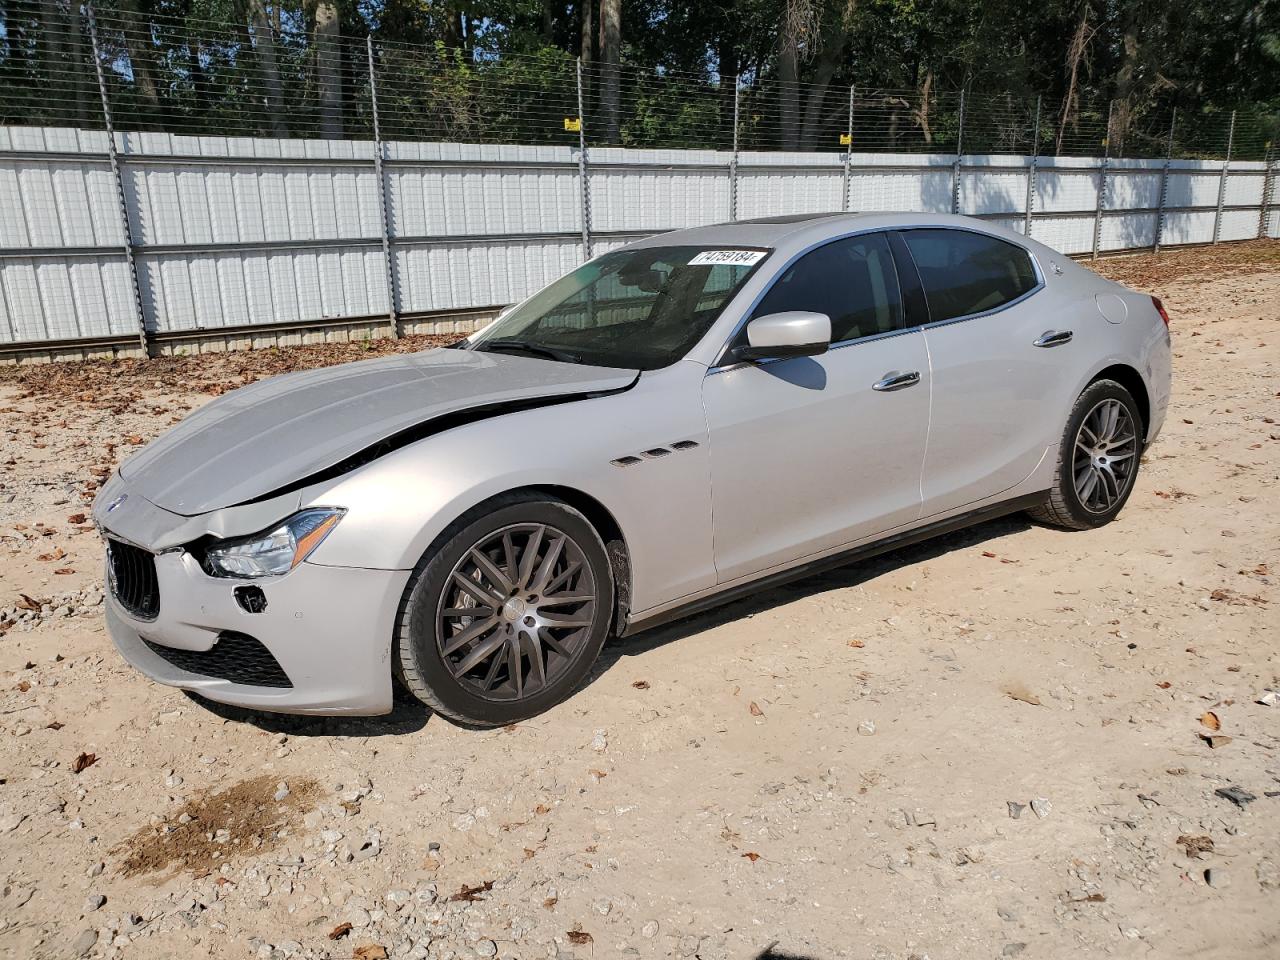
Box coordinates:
[395,492,615,727]
[1028,378,1144,530]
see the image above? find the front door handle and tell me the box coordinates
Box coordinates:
[872,370,921,392]
[1033,329,1073,348]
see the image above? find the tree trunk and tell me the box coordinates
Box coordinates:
[598,0,621,142]
[542,0,555,42]
[314,0,344,139]
[580,0,594,62]
[1112,7,1142,154]
[63,2,95,127]
[1056,1,1092,156]
[248,0,287,137]
[778,6,801,150]
[119,0,160,119]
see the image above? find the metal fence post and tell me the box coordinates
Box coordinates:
[87,5,150,357]
[728,77,740,221]
[842,85,855,212]
[576,58,592,260]
[366,37,399,338]
[1154,110,1176,254]
[1212,110,1236,245]
[1091,100,1114,260]
[1260,142,1276,240]
[950,88,966,215]
[1023,96,1040,237]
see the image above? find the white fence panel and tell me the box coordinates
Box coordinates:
[0,127,1275,348]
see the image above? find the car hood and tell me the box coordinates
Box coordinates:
[117,348,637,516]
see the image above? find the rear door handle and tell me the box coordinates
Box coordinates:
[1033,329,1073,347]
[872,370,921,392]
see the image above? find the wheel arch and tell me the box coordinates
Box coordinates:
[1089,363,1151,440]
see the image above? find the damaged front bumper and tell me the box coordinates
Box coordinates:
[95,476,408,716]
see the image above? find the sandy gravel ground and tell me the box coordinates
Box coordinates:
[0,243,1277,960]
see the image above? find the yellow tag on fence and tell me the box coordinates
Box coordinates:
[564,117,582,132]
[839,133,852,146]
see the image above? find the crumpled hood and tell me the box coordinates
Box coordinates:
[117,348,637,516]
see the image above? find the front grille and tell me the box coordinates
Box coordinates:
[107,539,160,620]
[143,631,292,688]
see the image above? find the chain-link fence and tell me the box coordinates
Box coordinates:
[1,1,1276,160]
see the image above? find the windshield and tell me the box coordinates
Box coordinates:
[467,245,767,370]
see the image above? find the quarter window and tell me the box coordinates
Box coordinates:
[750,233,903,343]
[900,229,1038,323]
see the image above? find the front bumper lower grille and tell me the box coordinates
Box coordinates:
[143,631,293,688]
[107,539,160,620]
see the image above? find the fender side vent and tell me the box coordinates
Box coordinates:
[641,447,672,458]
[611,455,643,467]
[670,440,700,451]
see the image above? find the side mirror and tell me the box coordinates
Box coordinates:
[733,311,831,362]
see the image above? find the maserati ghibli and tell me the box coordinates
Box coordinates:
[93,212,1172,726]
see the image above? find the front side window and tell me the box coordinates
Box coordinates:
[749,232,903,344]
[900,229,1039,323]
[468,246,764,370]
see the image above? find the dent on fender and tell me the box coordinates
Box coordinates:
[230,375,641,509]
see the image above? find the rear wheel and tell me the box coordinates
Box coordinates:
[1028,379,1143,530]
[395,493,614,727]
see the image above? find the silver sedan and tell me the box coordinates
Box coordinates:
[93,212,1172,727]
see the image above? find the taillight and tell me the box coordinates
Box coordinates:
[1151,296,1170,326]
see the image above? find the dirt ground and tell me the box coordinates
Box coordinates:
[0,242,1277,960]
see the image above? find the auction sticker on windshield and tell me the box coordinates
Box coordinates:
[688,249,768,266]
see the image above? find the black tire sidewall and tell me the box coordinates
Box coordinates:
[1058,380,1143,528]
[401,497,614,726]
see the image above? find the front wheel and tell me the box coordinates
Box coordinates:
[395,493,615,727]
[1028,378,1144,530]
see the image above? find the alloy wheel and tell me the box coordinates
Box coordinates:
[1072,398,1138,514]
[435,523,598,702]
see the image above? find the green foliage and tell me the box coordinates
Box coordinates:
[0,0,1275,156]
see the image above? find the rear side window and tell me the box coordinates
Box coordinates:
[900,229,1038,323]
[751,232,902,343]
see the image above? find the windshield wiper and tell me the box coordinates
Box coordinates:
[476,339,582,364]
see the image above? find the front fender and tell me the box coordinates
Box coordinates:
[303,361,716,615]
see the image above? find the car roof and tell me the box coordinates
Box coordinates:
[626,212,1051,260]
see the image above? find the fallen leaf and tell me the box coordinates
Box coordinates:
[1177,835,1215,859]
[448,880,493,903]
[54,568,75,575]
[1199,734,1233,749]
[631,680,650,690]
[535,803,551,815]
[1156,681,1172,689]
[71,752,97,774]
[741,851,761,862]
[566,931,593,946]
[353,946,388,960]
[847,638,865,648]
[46,721,64,731]
[16,681,30,692]
[36,547,66,562]
[327,923,352,941]
[67,513,86,524]
[16,594,40,610]
[748,701,764,717]
[1006,686,1042,706]
[543,897,558,909]
[1200,711,1221,731]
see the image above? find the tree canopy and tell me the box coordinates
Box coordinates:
[1,0,1276,157]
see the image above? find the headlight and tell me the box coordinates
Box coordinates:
[203,509,345,579]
